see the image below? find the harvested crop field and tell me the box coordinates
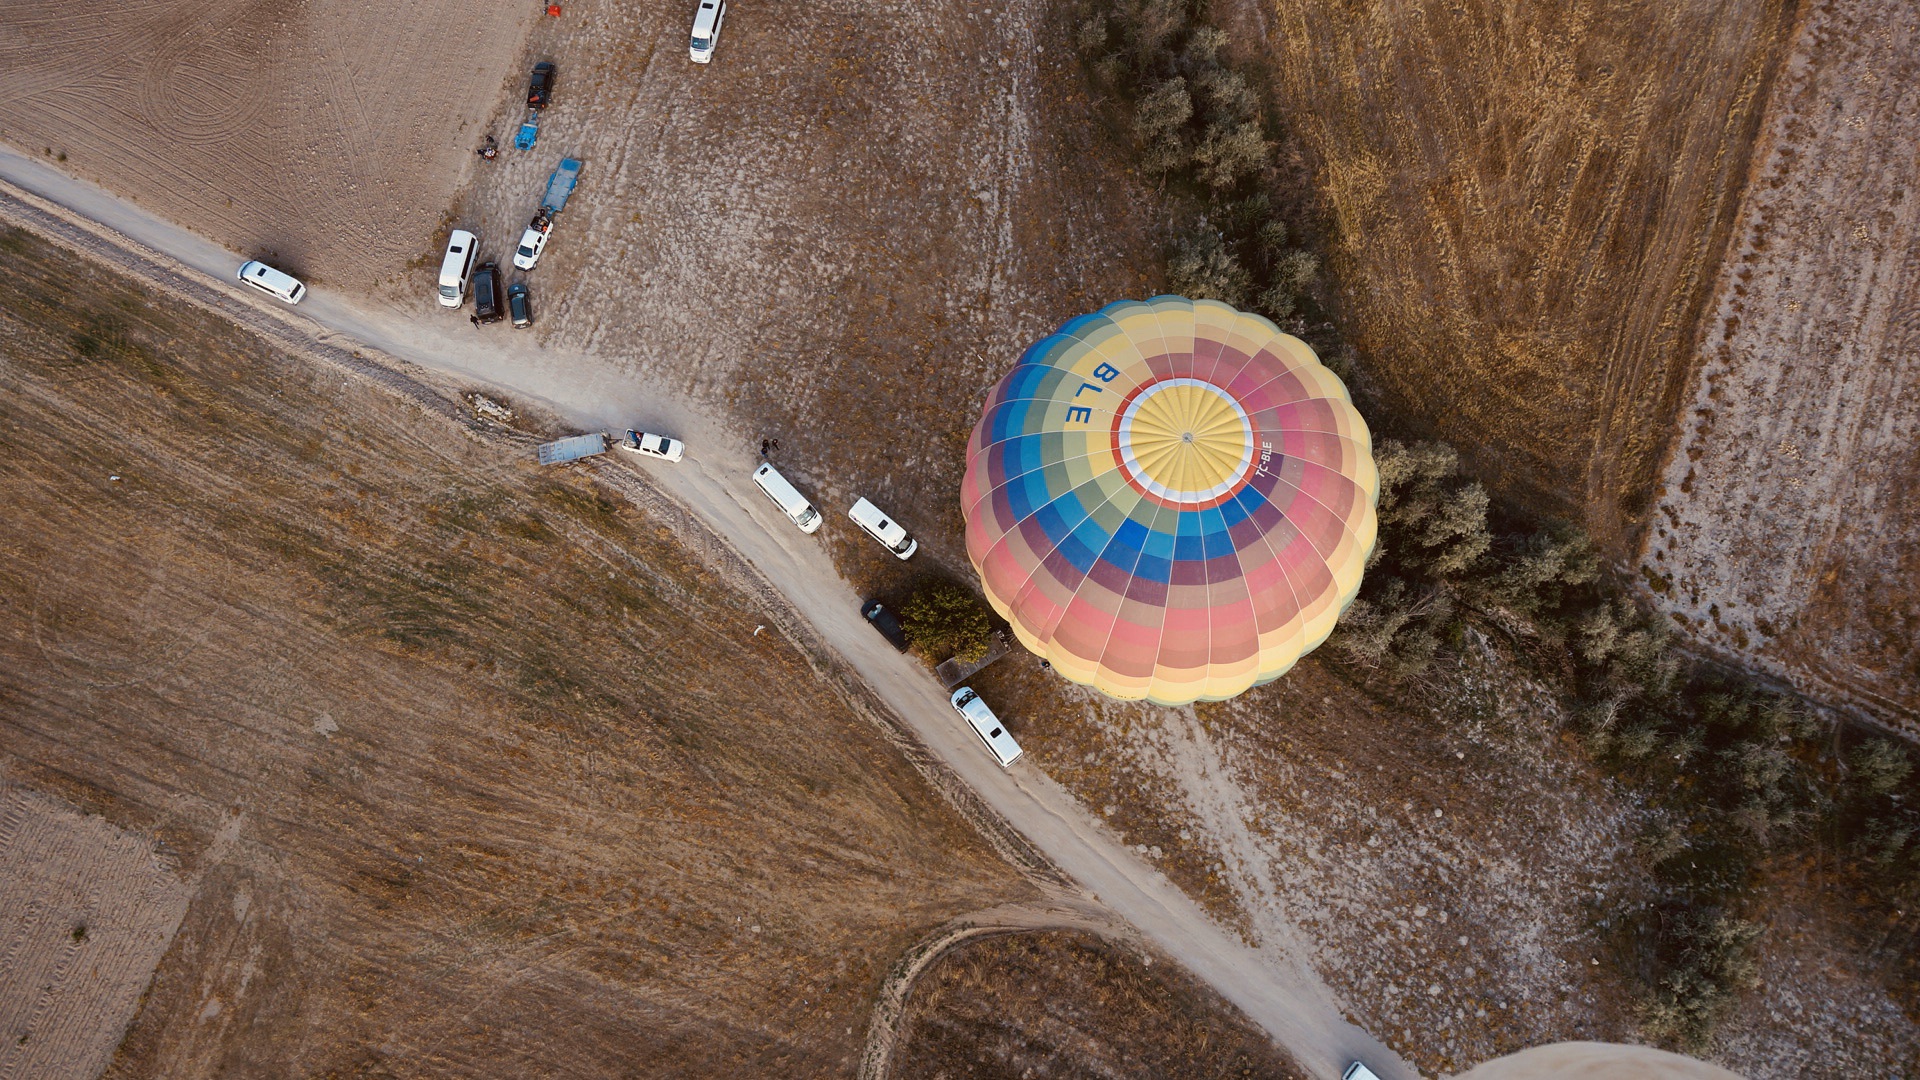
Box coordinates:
[0,786,193,1080]
[0,226,1040,1076]
[891,930,1307,1080]
[1214,0,1796,549]
[1641,0,1920,727]
[0,0,533,292]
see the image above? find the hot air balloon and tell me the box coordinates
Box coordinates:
[961,296,1378,706]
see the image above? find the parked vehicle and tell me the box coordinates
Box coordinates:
[751,462,821,533]
[949,687,1023,767]
[511,159,581,270]
[236,260,305,304]
[861,600,909,652]
[507,282,532,328]
[512,224,548,270]
[470,262,502,324]
[847,498,917,559]
[536,433,607,465]
[689,0,726,62]
[437,229,478,307]
[527,62,556,108]
[1342,1065,1381,1080]
[617,430,684,462]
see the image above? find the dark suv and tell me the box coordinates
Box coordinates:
[860,600,910,652]
[527,62,556,109]
[470,262,502,324]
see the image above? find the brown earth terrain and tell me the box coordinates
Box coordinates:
[422,0,1164,577]
[1641,0,1920,728]
[0,0,532,292]
[1213,0,1795,552]
[4,0,1918,1072]
[890,930,1307,1079]
[0,227,1039,1076]
[0,786,193,1080]
[963,639,1920,1078]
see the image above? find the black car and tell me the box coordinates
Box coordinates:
[507,282,532,329]
[470,262,502,324]
[527,62,556,109]
[861,600,910,652]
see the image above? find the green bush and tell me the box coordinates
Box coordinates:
[1371,440,1492,578]
[1167,225,1250,305]
[901,581,995,664]
[1471,525,1599,621]
[1192,120,1271,190]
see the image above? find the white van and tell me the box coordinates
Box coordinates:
[847,498,917,559]
[950,687,1023,767]
[437,229,479,308]
[236,260,306,304]
[751,463,821,533]
[689,0,726,63]
[1342,1063,1382,1080]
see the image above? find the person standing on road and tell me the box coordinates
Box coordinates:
[760,438,770,457]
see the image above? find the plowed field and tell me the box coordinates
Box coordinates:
[1218,0,1796,549]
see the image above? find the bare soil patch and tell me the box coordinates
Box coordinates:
[443,0,1162,590]
[0,785,193,1080]
[891,930,1307,1080]
[1641,0,1920,728]
[0,0,535,291]
[1212,0,1795,551]
[961,631,1920,1076]
[0,226,1035,1077]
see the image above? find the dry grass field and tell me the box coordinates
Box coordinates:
[0,0,533,291]
[1214,0,1796,550]
[891,930,1307,1079]
[0,226,1041,1076]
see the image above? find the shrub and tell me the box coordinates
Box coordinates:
[1133,78,1195,174]
[1371,440,1492,578]
[1076,12,1111,56]
[902,581,995,664]
[1109,0,1189,72]
[1132,77,1193,143]
[1328,578,1452,678]
[1639,909,1762,1052]
[1191,120,1270,189]
[1472,525,1599,620]
[1851,738,1913,799]
[1180,23,1227,68]
[1256,249,1318,320]
[1167,225,1250,305]
[1192,66,1258,123]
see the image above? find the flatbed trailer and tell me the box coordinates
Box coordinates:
[540,157,582,214]
[536,432,606,465]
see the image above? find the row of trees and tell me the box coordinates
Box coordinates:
[1074,0,1920,1052]
[1330,440,1919,1048]
[1077,1,1319,322]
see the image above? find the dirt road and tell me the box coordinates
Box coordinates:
[0,150,1412,1079]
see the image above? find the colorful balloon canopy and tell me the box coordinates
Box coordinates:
[961,297,1378,706]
